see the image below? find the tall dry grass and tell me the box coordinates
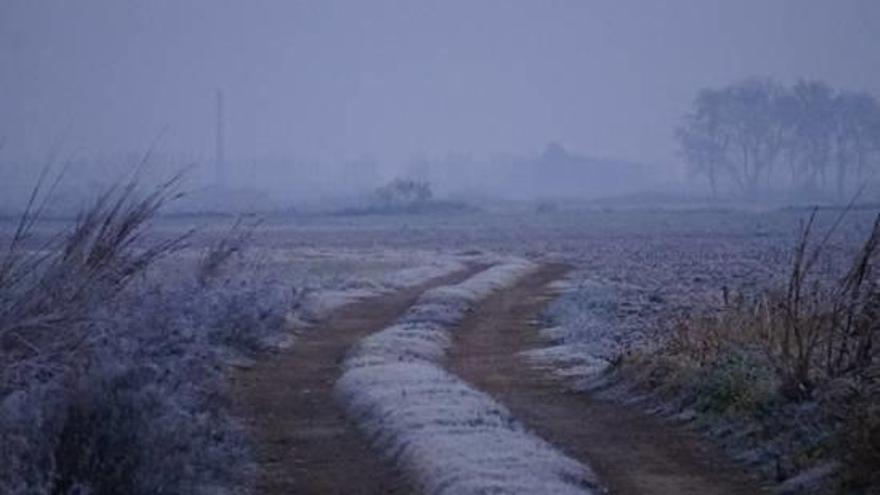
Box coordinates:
[631,211,880,490]
[1,173,188,392]
[0,171,272,494]
[197,217,260,286]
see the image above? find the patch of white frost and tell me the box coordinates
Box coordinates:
[336,260,602,495]
[520,344,611,382]
[381,259,466,289]
[521,276,630,388]
[297,256,466,323]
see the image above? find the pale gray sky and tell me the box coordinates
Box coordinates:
[1,0,879,169]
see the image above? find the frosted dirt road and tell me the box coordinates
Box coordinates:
[448,263,769,495]
[231,265,482,495]
[234,261,767,495]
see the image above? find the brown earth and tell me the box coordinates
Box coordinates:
[231,266,482,495]
[447,263,770,495]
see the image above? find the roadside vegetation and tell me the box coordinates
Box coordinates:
[620,211,880,493]
[0,173,290,494]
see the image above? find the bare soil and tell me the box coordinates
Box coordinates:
[447,263,770,495]
[231,266,481,495]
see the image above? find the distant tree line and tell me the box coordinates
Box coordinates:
[677,78,880,200]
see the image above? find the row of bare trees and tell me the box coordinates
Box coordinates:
[678,79,880,200]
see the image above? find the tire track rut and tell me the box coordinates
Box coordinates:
[232,266,481,495]
[447,263,769,495]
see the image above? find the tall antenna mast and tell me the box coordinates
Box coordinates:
[214,89,225,188]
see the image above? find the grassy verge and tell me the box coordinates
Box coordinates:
[619,212,880,493]
[0,175,289,494]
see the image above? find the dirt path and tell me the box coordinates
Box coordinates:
[231,266,480,495]
[448,263,769,495]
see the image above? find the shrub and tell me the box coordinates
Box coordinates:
[1,173,188,391]
[1,173,270,494]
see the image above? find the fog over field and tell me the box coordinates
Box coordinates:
[2,0,880,209]
[2,2,880,495]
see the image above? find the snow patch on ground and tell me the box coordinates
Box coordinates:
[519,276,630,388]
[336,260,602,495]
[296,256,466,323]
[520,344,611,382]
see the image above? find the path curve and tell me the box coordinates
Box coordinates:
[232,266,481,495]
[447,263,769,495]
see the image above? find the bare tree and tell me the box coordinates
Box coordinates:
[680,78,880,200]
[724,79,789,197]
[786,81,837,194]
[679,79,788,198]
[676,89,729,198]
[833,90,880,199]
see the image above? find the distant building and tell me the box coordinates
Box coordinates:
[497,142,650,200]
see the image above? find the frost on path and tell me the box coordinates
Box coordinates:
[336,260,602,495]
[520,278,617,389]
[296,256,466,323]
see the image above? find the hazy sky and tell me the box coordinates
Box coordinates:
[1,0,879,170]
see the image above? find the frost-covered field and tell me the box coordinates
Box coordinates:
[526,209,873,387]
[3,206,874,493]
[193,207,874,364]
[151,207,874,385]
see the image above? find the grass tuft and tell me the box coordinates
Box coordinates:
[1,171,265,494]
[623,212,880,490]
